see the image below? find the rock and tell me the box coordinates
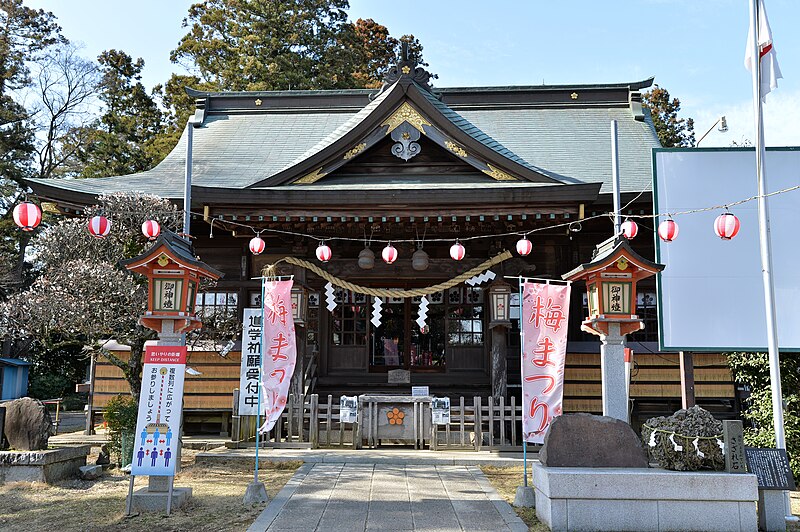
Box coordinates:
[79,464,103,480]
[3,397,52,451]
[539,413,649,468]
[96,444,111,466]
[641,405,724,471]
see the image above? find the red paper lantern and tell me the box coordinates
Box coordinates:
[141,220,160,240]
[249,236,266,255]
[621,219,638,240]
[658,219,679,242]
[88,215,111,238]
[714,212,740,240]
[516,237,533,256]
[382,243,398,264]
[13,202,42,231]
[450,241,465,261]
[316,243,332,263]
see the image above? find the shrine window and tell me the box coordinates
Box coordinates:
[446,286,484,346]
[195,291,238,318]
[331,289,368,346]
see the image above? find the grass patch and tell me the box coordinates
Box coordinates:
[0,449,300,532]
[481,465,547,532]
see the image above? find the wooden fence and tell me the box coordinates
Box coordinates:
[231,392,536,451]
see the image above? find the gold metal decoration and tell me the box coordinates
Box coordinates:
[157,254,170,267]
[295,167,327,184]
[570,92,578,100]
[381,102,431,133]
[343,143,367,160]
[616,258,629,271]
[483,164,518,181]
[401,65,411,74]
[445,140,468,158]
[255,99,262,106]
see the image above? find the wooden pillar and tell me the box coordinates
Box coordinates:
[679,351,695,409]
[490,325,508,399]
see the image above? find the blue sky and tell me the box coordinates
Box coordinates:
[30,0,800,146]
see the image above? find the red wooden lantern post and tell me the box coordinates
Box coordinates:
[121,230,223,336]
[563,236,664,421]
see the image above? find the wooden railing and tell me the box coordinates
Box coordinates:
[231,392,536,451]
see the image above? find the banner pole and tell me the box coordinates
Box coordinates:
[125,475,135,515]
[254,276,266,484]
[518,278,527,487]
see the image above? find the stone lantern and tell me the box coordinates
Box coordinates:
[563,236,664,421]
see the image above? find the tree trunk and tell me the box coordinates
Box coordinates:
[126,336,146,399]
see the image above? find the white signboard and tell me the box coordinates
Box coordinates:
[131,346,186,477]
[238,308,262,416]
[340,396,357,424]
[431,397,451,425]
[654,148,800,351]
[411,386,429,397]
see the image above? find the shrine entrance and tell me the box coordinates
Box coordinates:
[370,296,446,372]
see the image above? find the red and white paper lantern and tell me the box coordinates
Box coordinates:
[141,220,160,240]
[516,237,533,256]
[621,219,638,240]
[88,215,111,238]
[12,202,42,232]
[714,212,740,240]
[249,236,266,255]
[382,243,398,264]
[315,242,332,263]
[658,219,679,242]
[449,241,465,261]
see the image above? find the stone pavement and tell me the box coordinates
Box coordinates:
[248,463,527,532]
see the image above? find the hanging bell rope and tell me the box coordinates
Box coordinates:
[265,250,513,298]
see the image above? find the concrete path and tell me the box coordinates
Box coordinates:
[197,447,533,467]
[248,463,527,532]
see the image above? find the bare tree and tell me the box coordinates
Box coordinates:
[28,42,99,178]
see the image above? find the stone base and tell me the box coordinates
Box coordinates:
[514,485,535,508]
[0,445,91,483]
[244,480,269,504]
[533,464,758,532]
[758,490,787,532]
[130,486,192,513]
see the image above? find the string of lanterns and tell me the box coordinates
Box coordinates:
[11,181,799,256]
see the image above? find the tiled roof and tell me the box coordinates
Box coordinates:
[28,80,660,200]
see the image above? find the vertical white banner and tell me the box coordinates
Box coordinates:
[259,279,297,433]
[238,308,262,416]
[521,282,571,444]
[131,346,186,476]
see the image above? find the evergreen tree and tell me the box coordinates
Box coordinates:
[65,50,163,178]
[642,84,695,148]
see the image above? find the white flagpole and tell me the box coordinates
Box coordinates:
[748,0,791,520]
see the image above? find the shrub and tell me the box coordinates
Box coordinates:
[727,352,800,481]
[103,394,138,463]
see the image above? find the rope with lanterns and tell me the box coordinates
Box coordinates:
[11,182,800,251]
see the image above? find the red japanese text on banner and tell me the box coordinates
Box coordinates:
[521,282,571,444]
[259,279,297,433]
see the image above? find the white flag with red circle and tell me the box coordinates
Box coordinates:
[521,282,571,444]
[258,279,297,434]
[745,0,782,101]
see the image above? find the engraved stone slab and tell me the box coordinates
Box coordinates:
[387,369,410,384]
[723,420,746,473]
[539,413,648,468]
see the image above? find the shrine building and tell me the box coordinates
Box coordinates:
[28,56,738,435]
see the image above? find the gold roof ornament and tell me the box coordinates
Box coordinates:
[483,164,518,181]
[255,99,262,106]
[343,143,367,160]
[570,92,579,100]
[295,167,327,184]
[382,102,432,133]
[445,140,468,158]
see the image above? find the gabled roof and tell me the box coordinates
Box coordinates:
[119,229,223,279]
[26,60,659,206]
